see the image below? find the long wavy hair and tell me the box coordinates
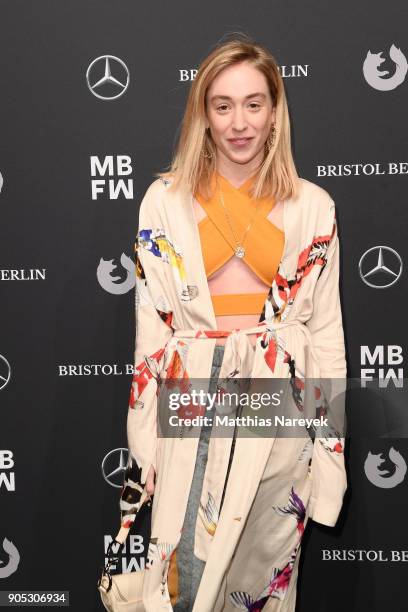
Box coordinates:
[156,33,300,201]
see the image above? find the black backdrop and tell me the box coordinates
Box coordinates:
[1,1,408,610]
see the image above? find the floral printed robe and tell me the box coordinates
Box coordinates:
[118,175,348,611]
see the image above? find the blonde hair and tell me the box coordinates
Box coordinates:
[156,33,300,201]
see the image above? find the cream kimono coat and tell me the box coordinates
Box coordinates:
[118,175,348,611]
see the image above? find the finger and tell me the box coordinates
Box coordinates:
[145,471,155,495]
[146,480,155,495]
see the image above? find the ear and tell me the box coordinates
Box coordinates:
[271,105,276,124]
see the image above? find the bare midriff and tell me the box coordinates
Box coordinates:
[192,197,285,349]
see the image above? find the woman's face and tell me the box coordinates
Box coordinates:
[205,61,276,168]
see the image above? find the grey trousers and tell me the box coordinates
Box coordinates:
[173,344,225,612]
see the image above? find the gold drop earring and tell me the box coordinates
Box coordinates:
[201,127,213,159]
[267,123,276,150]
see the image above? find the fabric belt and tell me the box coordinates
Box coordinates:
[172,319,318,370]
[173,319,310,339]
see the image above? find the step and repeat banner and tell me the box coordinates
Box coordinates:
[1,1,407,610]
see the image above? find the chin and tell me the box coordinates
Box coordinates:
[226,151,258,165]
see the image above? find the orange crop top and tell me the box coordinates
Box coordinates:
[195,171,285,316]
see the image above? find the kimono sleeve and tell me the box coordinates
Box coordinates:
[306,199,348,527]
[119,185,173,530]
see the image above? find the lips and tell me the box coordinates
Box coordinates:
[228,137,253,146]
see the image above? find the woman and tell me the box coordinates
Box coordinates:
[119,35,347,611]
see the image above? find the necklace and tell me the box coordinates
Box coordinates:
[218,185,261,258]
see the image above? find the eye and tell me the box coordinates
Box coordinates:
[248,102,261,110]
[217,104,229,112]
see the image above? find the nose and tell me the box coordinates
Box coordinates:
[231,106,247,132]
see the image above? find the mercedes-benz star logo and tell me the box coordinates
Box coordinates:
[102,448,129,488]
[0,354,11,391]
[359,245,402,288]
[86,55,129,100]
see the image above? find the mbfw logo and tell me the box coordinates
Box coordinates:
[0,450,15,492]
[364,446,407,488]
[86,55,129,100]
[360,345,403,384]
[103,535,146,573]
[363,44,408,91]
[0,538,20,578]
[97,253,134,295]
[0,355,11,391]
[90,156,133,200]
[359,246,402,289]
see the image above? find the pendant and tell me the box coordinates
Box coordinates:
[235,245,245,258]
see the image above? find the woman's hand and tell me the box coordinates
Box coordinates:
[145,464,156,496]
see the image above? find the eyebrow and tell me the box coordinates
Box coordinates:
[210,92,267,103]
